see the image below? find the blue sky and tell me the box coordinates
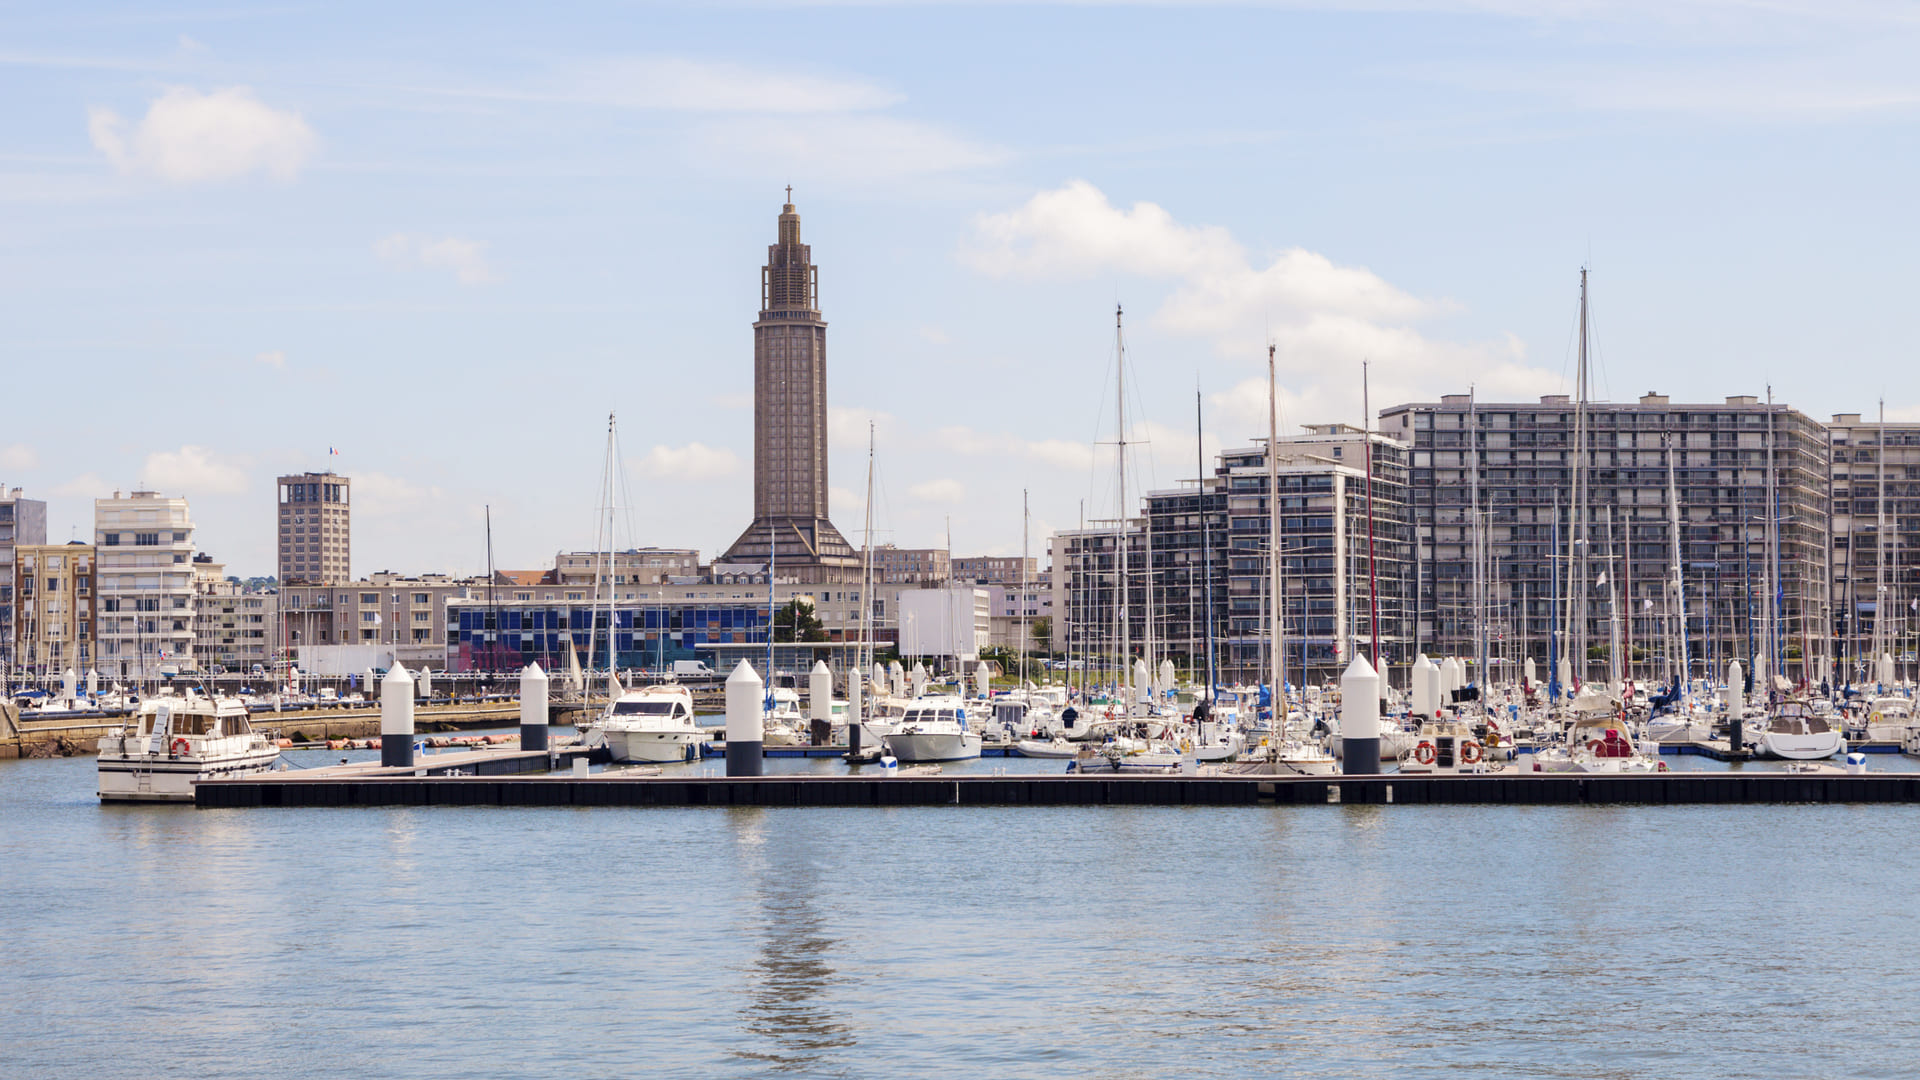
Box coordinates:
[4,1,1919,577]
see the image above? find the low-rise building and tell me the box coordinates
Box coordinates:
[13,542,93,677]
[191,556,278,675]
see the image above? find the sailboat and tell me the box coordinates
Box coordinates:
[582,415,702,763]
[1749,392,1844,761]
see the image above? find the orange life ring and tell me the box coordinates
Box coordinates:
[169,737,191,757]
[1460,741,1483,764]
[1587,739,1605,754]
[1413,741,1436,765]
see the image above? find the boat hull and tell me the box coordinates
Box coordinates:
[1755,732,1845,760]
[97,746,282,802]
[882,731,982,762]
[604,728,701,763]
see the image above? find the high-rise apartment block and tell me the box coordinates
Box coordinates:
[1052,425,1412,685]
[1825,413,1920,676]
[94,491,196,679]
[278,472,350,584]
[1379,392,1830,683]
[0,486,48,669]
[718,196,860,583]
[13,542,93,676]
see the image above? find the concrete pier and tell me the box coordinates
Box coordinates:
[196,770,1920,810]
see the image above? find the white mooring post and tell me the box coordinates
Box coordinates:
[726,660,765,777]
[809,660,833,746]
[1411,654,1436,719]
[520,662,549,752]
[1727,659,1745,754]
[1341,654,1381,775]
[381,665,415,768]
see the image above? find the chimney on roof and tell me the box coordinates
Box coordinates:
[1639,392,1669,405]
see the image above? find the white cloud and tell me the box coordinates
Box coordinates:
[918,325,952,345]
[375,233,497,285]
[567,57,902,113]
[696,114,1006,183]
[52,472,111,498]
[936,426,1095,473]
[87,86,317,183]
[141,445,247,495]
[254,350,286,369]
[829,405,894,446]
[633,442,741,481]
[965,181,1560,422]
[909,478,966,504]
[352,471,445,517]
[0,444,37,471]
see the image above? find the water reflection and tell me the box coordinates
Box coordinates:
[726,809,856,1072]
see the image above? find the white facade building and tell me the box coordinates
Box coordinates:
[95,491,197,680]
[898,587,991,665]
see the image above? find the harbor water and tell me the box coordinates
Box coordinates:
[5,748,1919,1079]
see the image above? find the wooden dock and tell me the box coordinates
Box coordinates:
[196,769,1920,809]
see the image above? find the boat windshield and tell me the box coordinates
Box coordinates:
[612,701,676,716]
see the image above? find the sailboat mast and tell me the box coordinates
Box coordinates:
[1766,387,1783,691]
[601,413,618,702]
[1877,399,1887,684]
[859,423,876,712]
[1566,268,1590,687]
[1367,359,1381,693]
[1467,381,1481,700]
[1267,343,1283,714]
[1198,389,1217,698]
[1667,432,1690,698]
[1115,305,1131,704]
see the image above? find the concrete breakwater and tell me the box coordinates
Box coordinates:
[0,700,529,761]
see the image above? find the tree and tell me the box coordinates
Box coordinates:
[774,599,828,643]
[1030,616,1053,655]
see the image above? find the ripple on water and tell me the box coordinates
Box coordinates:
[2,754,1919,1078]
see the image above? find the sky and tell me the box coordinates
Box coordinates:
[5,1,1920,578]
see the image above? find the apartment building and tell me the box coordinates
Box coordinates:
[277,472,350,584]
[191,556,278,674]
[1379,392,1831,684]
[12,542,93,676]
[0,487,48,669]
[94,491,196,680]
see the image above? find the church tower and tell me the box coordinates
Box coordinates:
[718,194,859,581]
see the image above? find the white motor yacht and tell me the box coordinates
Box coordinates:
[97,689,282,802]
[1751,700,1845,761]
[1862,696,1915,743]
[588,682,702,763]
[880,695,982,762]
[1398,716,1502,774]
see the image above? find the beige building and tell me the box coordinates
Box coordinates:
[13,543,94,676]
[191,556,278,674]
[281,572,483,670]
[95,491,196,680]
[867,545,951,585]
[953,555,1037,586]
[278,472,350,584]
[553,549,700,588]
